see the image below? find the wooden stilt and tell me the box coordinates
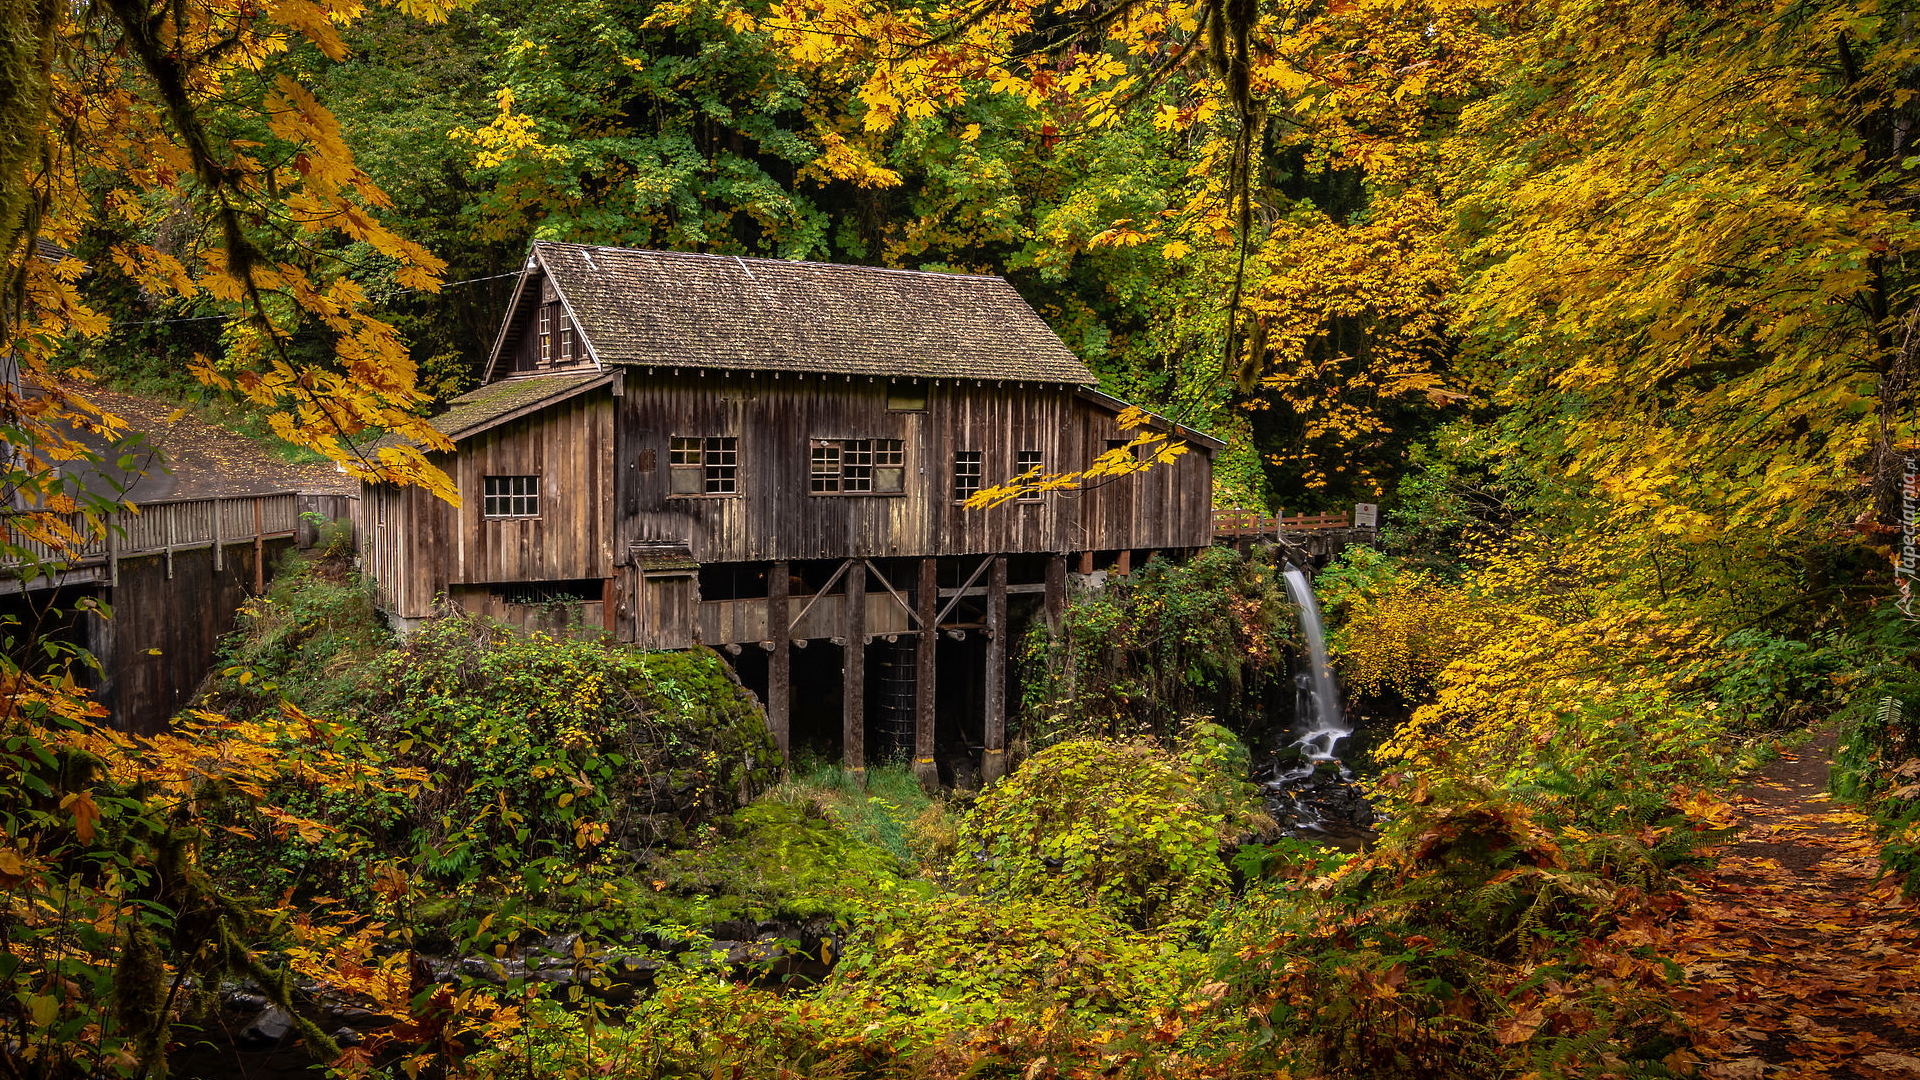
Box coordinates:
[914,558,939,789]
[1116,549,1132,576]
[768,560,790,761]
[843,559,866,778]
[1077,549,1094,575]
[1045,553,1066,633]
[982,555,1008,783]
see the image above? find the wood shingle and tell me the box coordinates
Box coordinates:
[527,242,1096,384]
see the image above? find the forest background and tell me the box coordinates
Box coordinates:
[4,0,1920,1077]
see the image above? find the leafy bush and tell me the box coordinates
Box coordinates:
[828,895,1196,1023]
[635,799,924,927]
[208,549,393,717]
[1016,546,1294,744]
[1834,689,1920,894]
[373,609,780,882]
[951,727,1257,930]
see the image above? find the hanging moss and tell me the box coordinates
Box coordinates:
[1015,546,1296,747]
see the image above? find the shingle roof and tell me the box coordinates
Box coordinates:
[382,372,610,447]
[533,242,1095,384]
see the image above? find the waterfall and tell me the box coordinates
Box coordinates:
[1281,564,1348,763]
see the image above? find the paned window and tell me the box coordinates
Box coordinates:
[953,451,982,501]
[1016,450,1044,501]
[810,443,841,492]
[810,439,905,493]
[559,320,575,362]
[538,304,552,362]
[669,436,739,495]
[483,475,540,518]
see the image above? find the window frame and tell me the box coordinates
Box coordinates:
[482,475,542,519]
[953,450,983,502]
[1015,450,1044,501]
[538,304,552,363]
[809,438,905,496]
[668,436,740,497]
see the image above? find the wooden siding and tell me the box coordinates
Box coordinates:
[612,371,1213,564]
[452,389,615,585]
[360,388,614,619]
[363,371,1211,634]
[361,477,453,619]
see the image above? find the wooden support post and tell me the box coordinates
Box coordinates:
[914,558,938,789]
[1077,550,1094,575]
[982,554,1008,784]
[252,499,265,594]
[1045,553,1066,633]
[843,559,865,778]
[1115,549,1132,576]
[768,560,790,761]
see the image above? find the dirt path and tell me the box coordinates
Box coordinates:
[1671,731,1920,1077]
[62,383,355,500]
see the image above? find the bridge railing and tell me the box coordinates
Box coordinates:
[0,491,301,572]
[1212,507,1353,538]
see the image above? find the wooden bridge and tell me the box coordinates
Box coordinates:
[1212,507,1356,540]
[0,490,355,733]
[0,491,310,594]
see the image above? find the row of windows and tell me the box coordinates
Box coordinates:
[480,444,1051,517]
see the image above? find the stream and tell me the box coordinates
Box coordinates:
[1255,564,1376,850]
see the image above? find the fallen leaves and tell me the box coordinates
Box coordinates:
[1667,735,1920,1079]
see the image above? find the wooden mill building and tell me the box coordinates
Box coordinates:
[361,242,1220,784]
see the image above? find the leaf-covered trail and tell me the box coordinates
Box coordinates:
[1671,731,1920,1077]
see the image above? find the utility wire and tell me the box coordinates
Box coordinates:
[104,268,525,329]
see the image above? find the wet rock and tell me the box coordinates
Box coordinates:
[236,1005,295,1047]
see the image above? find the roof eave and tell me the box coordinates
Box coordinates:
[1074,387,1227,453]
[440,372,618,444]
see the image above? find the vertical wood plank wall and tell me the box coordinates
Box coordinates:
[611,371,1214,564]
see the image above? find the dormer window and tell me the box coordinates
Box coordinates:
[538,304,552,362]
[559,320,575,362]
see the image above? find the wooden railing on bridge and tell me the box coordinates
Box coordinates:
[1212,506,1354,540]
[1,491,302,584]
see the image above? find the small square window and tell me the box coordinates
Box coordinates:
[484,475,540,518]
[872,439,905,492]
[1016,450,1043,501]
[953,451,982,501]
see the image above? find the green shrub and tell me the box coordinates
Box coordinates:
[375,609,780,882]
[828,895,1197,1023]
[207,549,393,717]
[951,730,1253,931]
[1016,547,1294,745]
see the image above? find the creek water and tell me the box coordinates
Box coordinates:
[1256,564,1375,849]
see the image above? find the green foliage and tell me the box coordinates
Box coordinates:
[1834,687,1920,895]
[635,799,924,928]
[952,731,1255,931]
[829,895,1197,1024]
[209,550,394,718]
[1017,547,1294,745]
[375,610,779,882]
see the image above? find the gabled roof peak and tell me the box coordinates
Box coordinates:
[490,242,1095,386]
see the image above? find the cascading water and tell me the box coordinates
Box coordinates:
[1257,563,1374,847]
[1282,564,1347,762]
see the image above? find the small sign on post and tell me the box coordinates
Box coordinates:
[1353,503,1379,528]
